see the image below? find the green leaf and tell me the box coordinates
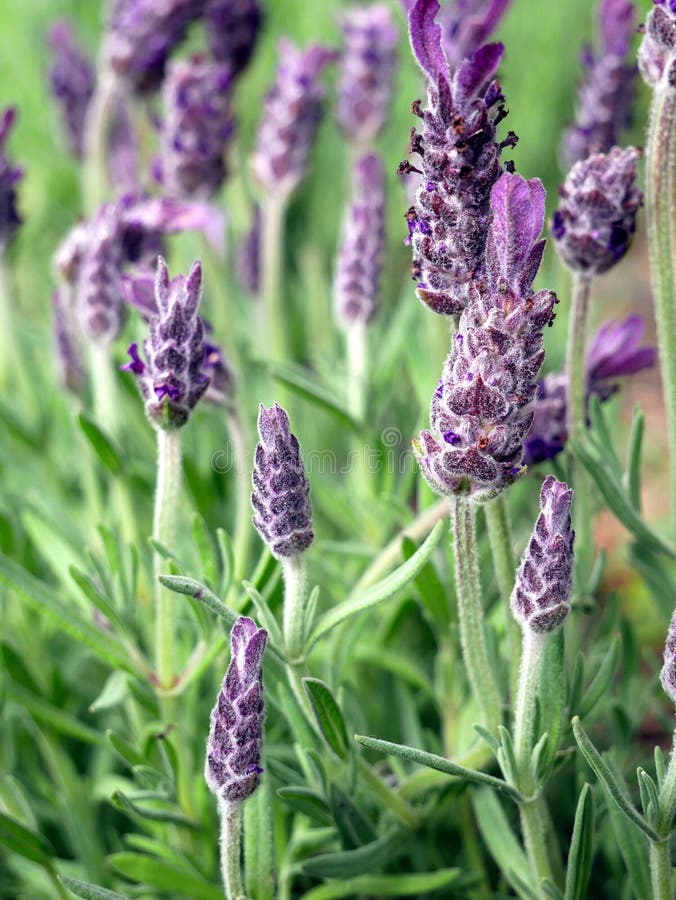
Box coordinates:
[637,768,660,827]
[587,396,623,477]
[578,635,620,719]
[402,535,449,631]
[301,868,463,899]
[241,580,284,649]
[0,811,53,866]
[303,678,350,760]
[69,566,124,634]
[78,414,123,474]
[276,786,333,826]
[89,671,129,713]
[623,407,644,510]
[496,726,518,789]
[157,574,237,627]
[302,827,405,878]
[7,682,107,747]
[106,730,145,768]
[355,734,521,801]
[108,852,222,900]
[329,783,376,850]
[629,543,676,619]
[472,787,536,900]
[604,783,651,900]
[59,876,129,900]
[215,528,234,598]
[310,521,445,646]
[563,784,595,900]
[110,791,198,829]
[571,717,658,841]
[191,513,218,589]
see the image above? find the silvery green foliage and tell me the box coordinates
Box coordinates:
[47,21,95,159]
[205,617,267,802]
[511,475,574,634]
[334,152,385,329]
[403,0,517,317]
[251,403,314,559]
[639,0,676,89]
[335,5,398,146]
[551,146,643,275]
[122,256,209,429]
[415,172,555,501]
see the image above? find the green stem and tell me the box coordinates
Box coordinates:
[219,798,248,900]
[282,555,307,663]
[651,838,673,900]
[519,798,553,898]
[645,86,676,539]
[346,322,368,422]
[153,428,182,690]
[227,410,252,600]
[451,498,501,732]
[261,196,286,362]
[87,341,118,437]
[484,497,520,702]
[82,68,121,213]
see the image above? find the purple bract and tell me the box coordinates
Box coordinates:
[47,21,96,159]
[639,1,676,88]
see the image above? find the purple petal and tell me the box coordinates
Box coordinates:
[486,172,546,289]
[408,0,448,78]
[453,42,504,101]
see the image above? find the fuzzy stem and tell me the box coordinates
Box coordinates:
[650,840,672,900]
[282,555,307,663]
[153,428,182,690]
[484,497,520,702]
[227,410,252,599]
[519,798,554,898]
[451,498,501,732]
[82,68,121,213]
[219,798,248,900]
[645,86,676,540]
[566,273,593,599]
[261,196,286,362]
[346,322,368,422]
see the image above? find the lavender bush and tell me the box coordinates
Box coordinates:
[2,1,676,899]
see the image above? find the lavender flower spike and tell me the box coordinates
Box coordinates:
[551,146,643,275]
[511,476,575,634]
[639,1,676,89]
[48,21,95,159]
[75,203,125,344]
[205,617,267,802]
[251,41,334,200]
[122,256,209,429]
[0,108,23,250]
[335,5,398,146]
[205,0,262,79]
[334,153,385,329]
[403,0,517,316]
[160,55,234,201]
[252,404,314,559]
[661,607,676,705]
[415,173,556,501]
[562,0,636,166]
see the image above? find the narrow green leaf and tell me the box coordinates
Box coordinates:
[59,875,129,900]
[587,396,623,476]
[108,852,222,900]
[257,359,359,432]
[303,678,350,760]
[402,535,449,630]
[543,882,564,900]
[241,580,284,649]
[355,734,521,801]
[310,522,445,646]
[302,827,405,878]
[329,783,376,850]
[69,566,124,634]
[655,747,666,790]
[630,543,676,619]
[604,783,652,900]
[215,528,234,598]
[7,682,107,747]
[637,768,660,827]
[301,868,463,899]
[571,717,658,841]
[106,730,146,768]
[472,787,535,900]
[191,513,217,588]
[276,786,333,826]
[496,726,518,789]
[0,811,53,866]
[563,784,595,900]
[623,407,644,510]
[110,791,198,829]
[578,636,620,718]
[304,585,320,644]
[89,671,129,713]
[157,574,237,627]
[78,414,123,474]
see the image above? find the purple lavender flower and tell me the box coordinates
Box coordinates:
[75,203,125,344]
[52,289,86,393]
[104,0,207,94]
[414,173,556,501]
[562,0,636,167]
[251,403,314,558]
[205,616,267,803]
[511,476,574,634]
[236,206,261,296]
[523,315,656,466]
[107,100,140,196]
[402,0,517,316]
[335,5,398,146]
[551,146,643,276]
[160,55,234,200]
[251,41,334,199]
[639,1,676,89]
[121,257,209,429]
[440,0,510,68]
[47,21,95,159]
[334,153,385,329]
[0,108,23,250]
[204,0,262,78]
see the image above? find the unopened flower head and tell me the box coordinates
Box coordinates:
[639,1,676,89]
[251,40,333,199]
[47,21,95,158]
[75,203,125,344]
[335,5,397,145]
[0,108,23,251]
[562,0,636,166]
[205,616,267,803]
[511,476,574,634]
[121,256,209,429]
[334,152,386,329]
[551,146,643,275]
[402,0,517,316]
[205,0,262,79]
[160,55,234,200]
[415,173,556,501]
[251,403,314,559]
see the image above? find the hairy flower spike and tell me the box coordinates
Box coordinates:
[251,404,314,558]
[335,5,397,146]
[562,0,636,166]
[122,256,209,429]
[75,204,125,344]
[205,0,262,78]
[415,173,556,501]
[405,0,516,316]
[511,477,574,633]
[0,108,23,250]
[160,55,234,200]
[251,41,333,199]
[205,617,267,802]
[48,21,95,159]
[334,153,386,328]
[639,1,676,89]
[551,146,643,275]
